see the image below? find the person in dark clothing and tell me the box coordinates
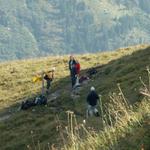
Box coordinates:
[86,86,100,118]
[68,56,77,88]
[44,68,55,94]
[71,63,77,88]
[69,55,76,72]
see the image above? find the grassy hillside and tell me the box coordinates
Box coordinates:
[0,45,150,149]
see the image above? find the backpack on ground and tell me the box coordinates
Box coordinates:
[21,95,47,110]
[21,99,36,110]
[35,95,47,105]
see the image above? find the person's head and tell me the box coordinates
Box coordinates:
[90,86,95,91]
[70,55,74,60]
[48,67,55,73]
[51,67,55,72]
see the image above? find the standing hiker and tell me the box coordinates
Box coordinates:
[69,55,76,73]
[44,67,55,94]
[68,55,77,88]
[71,63,77,88]
[86,86,100,118]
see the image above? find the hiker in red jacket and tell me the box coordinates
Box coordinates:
[74,60,80,87]
[69,55,77,88]
[75,60,80,75]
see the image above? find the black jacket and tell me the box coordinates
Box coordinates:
[87,91,99,106]
[69,60,77,76]
[69,60,76,71]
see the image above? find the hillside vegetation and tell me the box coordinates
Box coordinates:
[0,45,150,149]
[0,0,150,61]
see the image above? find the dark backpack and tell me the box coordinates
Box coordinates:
[44,74,49,80]
[44,75,53,81]
[21,99,36,110]
[21,95,47,110]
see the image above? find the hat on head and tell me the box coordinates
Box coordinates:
[90,86,95,91]
[52,67,56,71]
[70,55,74,59]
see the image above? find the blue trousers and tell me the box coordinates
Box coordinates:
[71,75,77,88]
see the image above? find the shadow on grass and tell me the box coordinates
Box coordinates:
[0,46,149,150]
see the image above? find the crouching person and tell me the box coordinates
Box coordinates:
[44,67,55,94]
[86,86,100,118]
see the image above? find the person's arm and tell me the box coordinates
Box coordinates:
[69,60,71,70]
[95,92,99,100]
[76,63,80,74]
[78,63,80,72]
[97,94,100,99]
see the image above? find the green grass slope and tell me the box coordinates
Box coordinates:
[0,45,149,150]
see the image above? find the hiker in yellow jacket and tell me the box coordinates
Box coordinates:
[44,67,55,94]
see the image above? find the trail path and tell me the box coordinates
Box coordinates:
[0,82,85,122]
[0,89,62,122]
[0,68,93,122]
[0,114,11,122]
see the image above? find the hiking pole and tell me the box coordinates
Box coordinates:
[99,94,104,127]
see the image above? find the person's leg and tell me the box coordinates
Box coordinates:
[86,105,91,118]
[71,76,74,88]
[72,75,77,87]
[71,75,76,88]
[70,71,74,88]
[75,75,80,86]
[94,106,100,117]
[46,80,51,94]
[88,105,94,116]
[86,109,89,118]
[47,80,51,89]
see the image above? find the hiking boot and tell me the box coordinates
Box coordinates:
[95,112,100,117]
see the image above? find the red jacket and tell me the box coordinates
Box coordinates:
[75,63,80,74]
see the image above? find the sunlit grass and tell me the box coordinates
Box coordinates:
[0,45,149,150]
[62,70,150,150]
